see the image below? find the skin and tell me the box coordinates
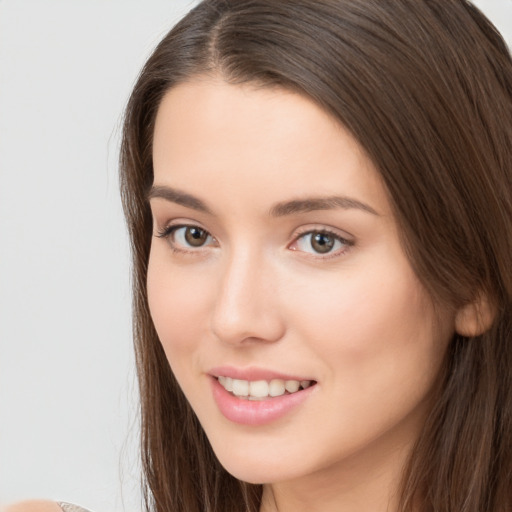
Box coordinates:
[148,78,458,512]
[1,501,62,512]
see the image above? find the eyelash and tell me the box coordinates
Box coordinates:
[290,228,354,259]
[156,224,217,254]
[155,224,353,258]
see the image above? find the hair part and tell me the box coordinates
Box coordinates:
[120,1,512,510]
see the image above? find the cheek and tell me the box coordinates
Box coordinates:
[146,250,214,363]
[285,257,453,390]
[277,263,453,463]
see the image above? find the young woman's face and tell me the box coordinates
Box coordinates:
[148,79,456,489]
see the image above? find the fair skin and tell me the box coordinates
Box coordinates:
[1,501,61,512]
[11,80,485,512]
[147,78,458,512]
[10,77,490,512]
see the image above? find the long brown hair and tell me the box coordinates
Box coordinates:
[120,1,512,510]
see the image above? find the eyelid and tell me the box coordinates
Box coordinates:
[154,219,354,258]
[288,226,354,258]
[155,222,217,252]
[154,217,209,238]
[291,224,354,243]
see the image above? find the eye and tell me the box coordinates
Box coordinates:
[157,225,216,251]
[291,230,352,256]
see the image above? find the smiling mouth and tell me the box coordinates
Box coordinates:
[217,376,316,401]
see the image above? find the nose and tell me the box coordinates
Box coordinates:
[210,248,286,346]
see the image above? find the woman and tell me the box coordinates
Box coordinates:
[8,0,512,510]
[119,0,512,510]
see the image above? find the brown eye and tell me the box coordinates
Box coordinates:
[293,230,350,256]
[158,225,215,250]
[183,227,209,247]
[310,232,335,253]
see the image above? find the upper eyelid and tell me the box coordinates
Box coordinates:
[158,223,214,239]
[291,230,353,248]
[151,208,353,235]
[155,218,211,234]
[158,225,217,254]
[154,220,354,245]
[296,228,346,237]
[291,225,354,242]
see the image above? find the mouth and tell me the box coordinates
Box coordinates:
[216,376,317,401]
[210,371,317,425]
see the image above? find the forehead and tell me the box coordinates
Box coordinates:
[152,78,390,218]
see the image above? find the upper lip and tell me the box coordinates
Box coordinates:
[208,365,316,382]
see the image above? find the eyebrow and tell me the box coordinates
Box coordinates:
[148,185,212,214]
[148,185,379,217]
[269,196,379,217]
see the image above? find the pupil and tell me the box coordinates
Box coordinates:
[185,227,207,247]
[312,233,334,253]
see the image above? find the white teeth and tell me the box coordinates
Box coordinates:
[218,376,313,399]
[269,379,286,397]
[232,379,249,397]
[249,380,269,398]
[285,380,300,393]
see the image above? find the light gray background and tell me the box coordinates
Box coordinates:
[0,1,510,511]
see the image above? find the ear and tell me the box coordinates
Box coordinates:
[455,293,496,337]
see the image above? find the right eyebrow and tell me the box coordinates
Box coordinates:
[269,195,379,217]
[147,185,212,214]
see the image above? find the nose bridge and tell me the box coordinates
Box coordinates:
[210,243,284,345]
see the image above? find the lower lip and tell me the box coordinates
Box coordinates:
[211,377,316,426]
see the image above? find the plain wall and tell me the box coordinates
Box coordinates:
[0,1,194,510]
[0,1,510,510]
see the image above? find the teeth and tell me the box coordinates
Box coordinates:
[218,377,313,399]
[232,379,249,397]
[249,380,269,398]
[285,380,300,393]
[269,379,285,397]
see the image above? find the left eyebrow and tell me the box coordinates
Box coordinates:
[269,196,379,217]
[147,185,212,214]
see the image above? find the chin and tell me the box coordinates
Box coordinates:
[220,459,290,485]
[208,436,311,485]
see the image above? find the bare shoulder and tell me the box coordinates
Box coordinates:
[1,501,62,512]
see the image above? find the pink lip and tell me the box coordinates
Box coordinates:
[209,372,317,426]
[209,365,314,382]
